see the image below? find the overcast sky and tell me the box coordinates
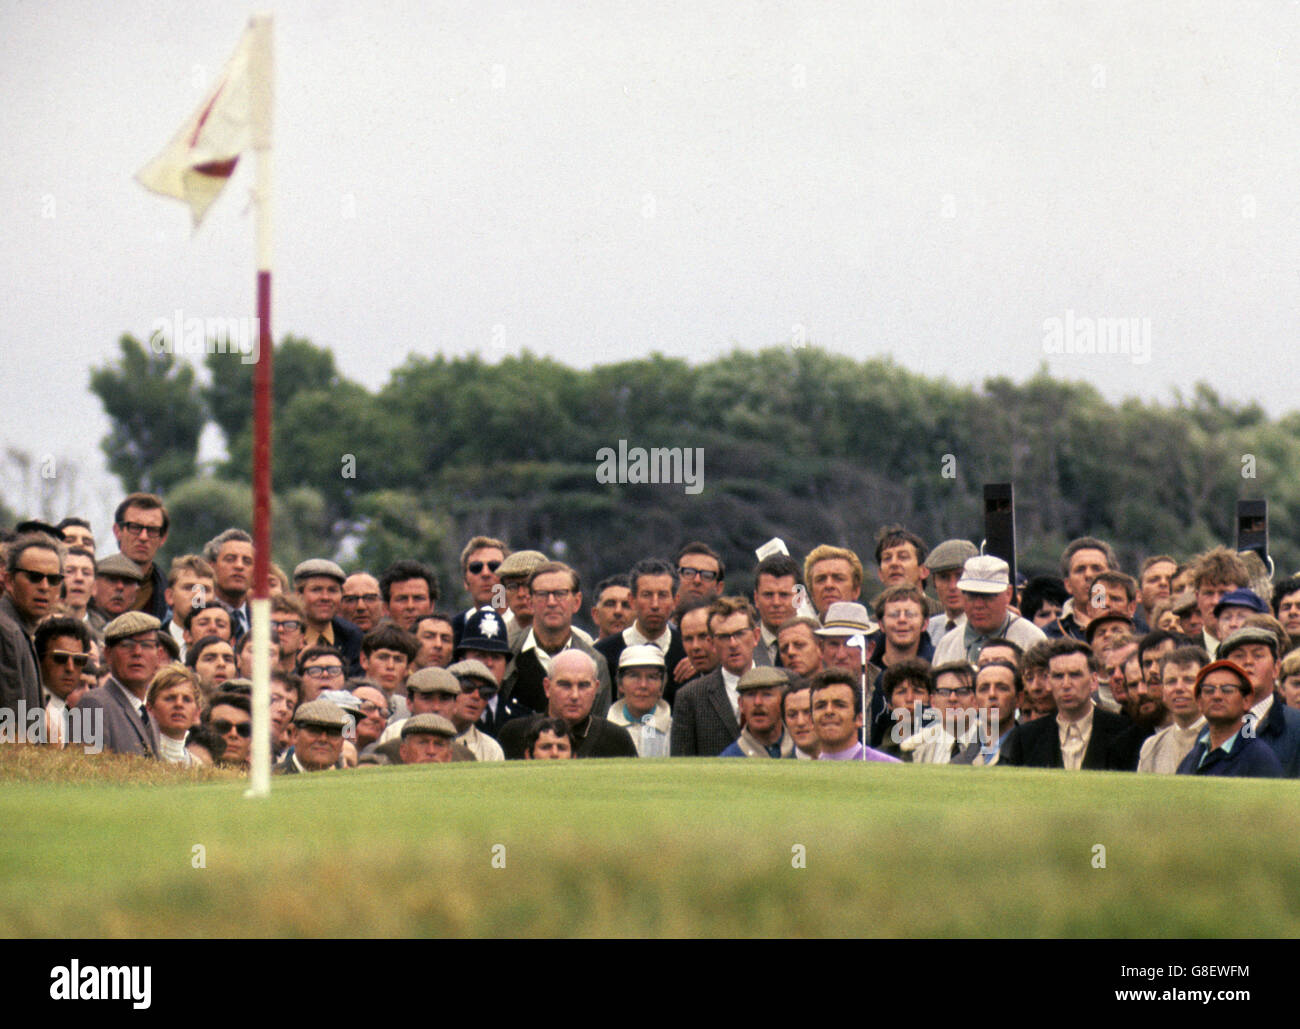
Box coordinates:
[3,0,1297,533]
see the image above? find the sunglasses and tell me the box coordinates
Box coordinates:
[457,683,498,699]
[467,560,502,575]
[117,521,165,538]
[298,723,343,738]
[16,568,64,587]
[211,719,252,738]
[48,650,89,668]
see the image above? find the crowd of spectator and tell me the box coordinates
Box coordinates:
[3,491,1297,778]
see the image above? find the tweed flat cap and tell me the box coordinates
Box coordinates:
[496,550,549,579]
[292,699,349,728]
[737,666,790,692]
[400,712,458,739]
[924,539,979,573]
[103,611,161,644]
[293,559,346,585]
[446,659,497,685]
[97,553,145,582]
[407,666,462,696]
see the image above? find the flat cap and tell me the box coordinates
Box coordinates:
[97,553,145,582]
[815,601,877,637]
[292,699,349,728]
[407,666,461,696]
[925,539,979,573]
[957,555,1010,594]
[496,550,549,579]
[293,558,346,585]
[447,659,497,685]
[400,712,458,739]
[618,644,666,670]
[1217,625,1281,659]
[737,666,790,692]
[104,611,161,644]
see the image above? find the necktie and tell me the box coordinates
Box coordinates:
[1062,724,1085,770]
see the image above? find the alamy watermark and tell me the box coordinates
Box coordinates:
[149,308,260,364]
[595,440,704,495]
[1,699,102,754]
[1042,309,1151,366]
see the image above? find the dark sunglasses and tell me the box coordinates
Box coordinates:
[467,560,502,575]
[211,719,252,738]
[48,650,89,668]
[458,683,498,699]
[16,568,64,587]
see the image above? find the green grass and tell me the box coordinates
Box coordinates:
[3,745,1299,937]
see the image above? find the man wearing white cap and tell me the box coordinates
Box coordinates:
[932,555,1046,666]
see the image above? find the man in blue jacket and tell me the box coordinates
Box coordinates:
[1177,659,1282,778]
[1216,623,1300,776]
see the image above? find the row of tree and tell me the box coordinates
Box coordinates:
[88,335,1298,591]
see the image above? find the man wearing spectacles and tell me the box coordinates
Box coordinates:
[503,562,611,718]
[269,594,308,674]
[340,572,385,632]
[74,612,164,757]
[110,493,171,621]
[35,616,93,746]
[295,647,347,703]
[1177,659,1282,777]
[674,542,726,605]
[449,535,510,647]
[1,534,63,720]
[276,699,349,774]
[447,660,505,761]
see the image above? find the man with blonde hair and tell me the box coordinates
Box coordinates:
[803,545,863,620]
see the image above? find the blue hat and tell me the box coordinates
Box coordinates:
[1213,588,1268,618]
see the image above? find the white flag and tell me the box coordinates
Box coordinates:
[136,21,268,227]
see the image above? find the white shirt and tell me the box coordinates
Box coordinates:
[521,627,575,676]
[624,622,672,653]
[720,664,753,722]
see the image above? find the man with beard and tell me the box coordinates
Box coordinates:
[1112,639,1172,771]
[497,650,636,759]
[720,666,794,758]
[1138,646,1209,773]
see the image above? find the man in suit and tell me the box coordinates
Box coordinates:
[76,612,164,758]
[752,553,801,666]
[294,558,364,676]
[1000,637,1133,770]
[203,528,255,639]
[497,650,637,759]
[502,561,611,717]
[595,558,689,705]
[1,533,62,721]
[670,596,763,756]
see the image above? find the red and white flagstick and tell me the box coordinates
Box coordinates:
[245,13,274,798]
